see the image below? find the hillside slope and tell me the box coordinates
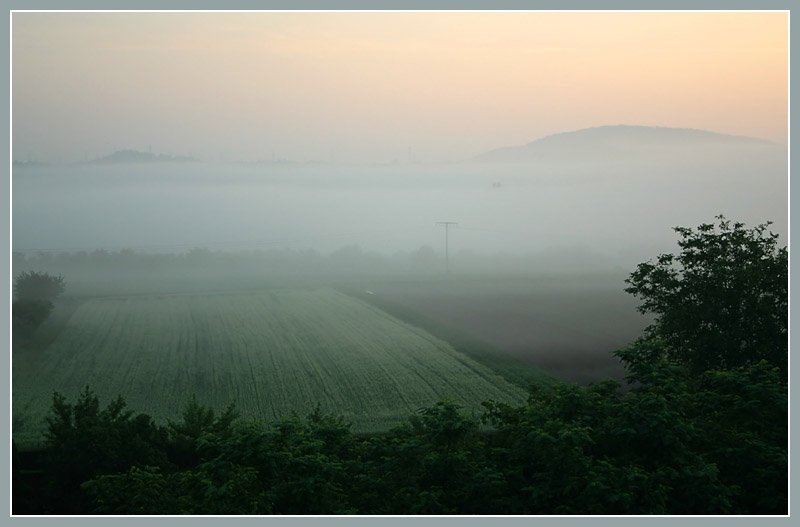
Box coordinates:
[473,125,783,163]
[13,288,526,446]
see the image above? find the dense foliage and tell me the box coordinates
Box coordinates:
[14,271,66,302]
[12,271,66,338]
[624,216,787,374]
[12,369,785,515]
[12,299,55,338]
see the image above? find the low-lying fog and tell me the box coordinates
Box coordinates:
[13,146,786,273]
[12,131,788,383]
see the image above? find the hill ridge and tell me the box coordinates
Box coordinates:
[474,124,782,163]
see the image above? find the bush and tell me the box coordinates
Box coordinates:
[13,271,65,302]
[12,271,66,338]
[41,387,168,513]
[13,299,54,337]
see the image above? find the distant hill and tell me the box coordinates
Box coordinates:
[12,159,48,168]
[472,125,783,163]
[91,150,198,164]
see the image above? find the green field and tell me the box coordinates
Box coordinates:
[13,287,526,447]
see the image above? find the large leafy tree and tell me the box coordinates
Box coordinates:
[623,216,787,374]
[13,271,65,302]
[12,272,66,338]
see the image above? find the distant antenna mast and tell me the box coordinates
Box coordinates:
[436,221,458,274]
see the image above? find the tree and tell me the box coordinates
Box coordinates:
[622,216,787,374]
[19,388,787,514]
[39,387,168,513]
[166,395,239,468]
[13,271,65,302]
[12,271,66,338]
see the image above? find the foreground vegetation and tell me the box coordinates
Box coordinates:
[13,357,785,514]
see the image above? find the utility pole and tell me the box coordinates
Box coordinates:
[436,222,458,274]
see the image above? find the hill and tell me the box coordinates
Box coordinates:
[90,149,197,164]
[473,125,783,163]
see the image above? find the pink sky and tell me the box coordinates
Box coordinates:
[12,11,788,163]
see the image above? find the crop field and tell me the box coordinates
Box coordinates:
[12,288,526,447]
[349,274,650,383]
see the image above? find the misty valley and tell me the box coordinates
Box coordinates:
[11,126,788,515]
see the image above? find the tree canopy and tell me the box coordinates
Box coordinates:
[621,216,787,374]
[12,271,66,338]
[13,271,66,302]
[13,379,786,515]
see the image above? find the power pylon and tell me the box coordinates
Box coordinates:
[436,222,458,274]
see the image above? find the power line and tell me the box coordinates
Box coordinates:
[455,226,531,236]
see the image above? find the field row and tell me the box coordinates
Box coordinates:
[13,288,525,446]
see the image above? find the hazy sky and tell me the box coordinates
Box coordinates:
[13,11,788,163]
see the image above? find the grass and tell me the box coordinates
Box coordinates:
[13,287,526,447]
[339,285,556,389]
[339,274,642,383]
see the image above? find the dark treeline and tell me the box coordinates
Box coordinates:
[13,247,400,277]
[13,247,432,296]
[12,244,623,287]
[13,357,786,515]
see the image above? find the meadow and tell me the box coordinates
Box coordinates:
[12,287,526,447]
[347,273,649,383]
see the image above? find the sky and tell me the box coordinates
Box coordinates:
[12,11,788,164]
